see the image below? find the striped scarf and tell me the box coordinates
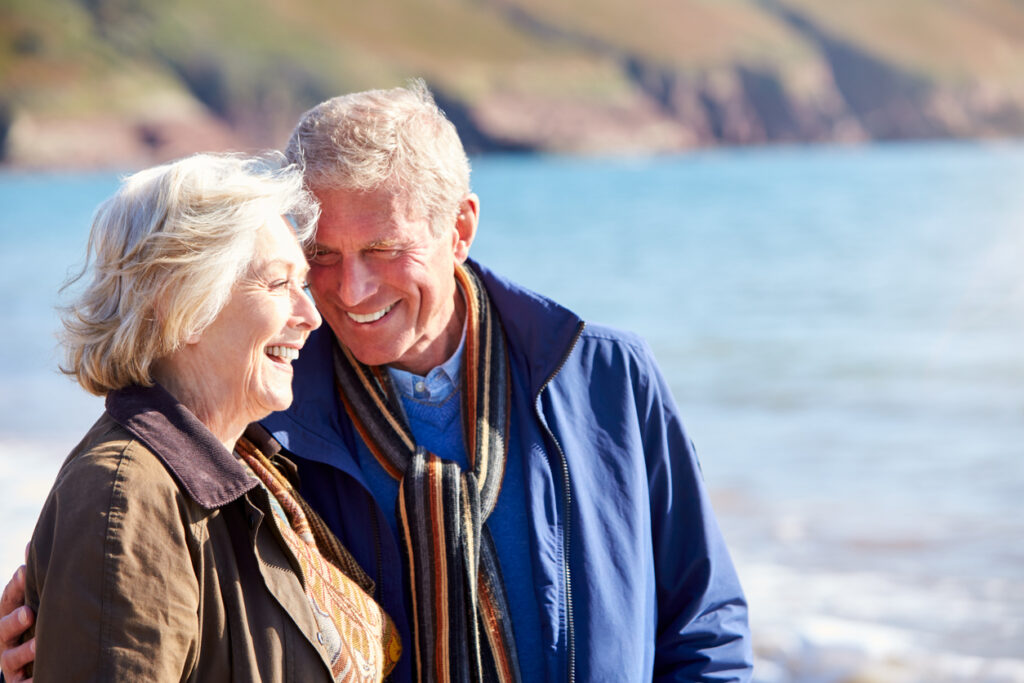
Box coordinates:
[236,439,402,682]
[333,264,522,683]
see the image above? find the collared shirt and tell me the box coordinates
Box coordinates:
[386,327,466,403]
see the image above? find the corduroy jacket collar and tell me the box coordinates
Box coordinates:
[105,383,279,509]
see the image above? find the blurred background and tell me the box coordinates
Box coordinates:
[4,0,1024,163]
[2,1,1024,681]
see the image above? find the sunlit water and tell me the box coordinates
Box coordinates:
[3,141,1023,681]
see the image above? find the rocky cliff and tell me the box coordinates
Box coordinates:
[2,0,1022,167]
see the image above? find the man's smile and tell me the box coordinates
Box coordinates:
[347,302,396,324]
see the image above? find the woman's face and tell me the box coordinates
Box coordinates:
[187,216,321,425]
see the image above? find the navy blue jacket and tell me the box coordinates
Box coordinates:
[262,259,752,681]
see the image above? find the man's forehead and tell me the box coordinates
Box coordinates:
[312,214,410,246]
[314,185,424,222]
[312,187,432,247]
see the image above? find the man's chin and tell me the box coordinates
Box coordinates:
[344,341,403,368]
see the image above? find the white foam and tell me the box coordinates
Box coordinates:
[741,557,1024,682]
[0,438,69,574]
[754,621,1024,683]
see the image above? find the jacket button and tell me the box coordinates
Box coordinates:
[316,631,325,645]
[248,514,257,528]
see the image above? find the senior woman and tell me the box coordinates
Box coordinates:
[13,153,399,682]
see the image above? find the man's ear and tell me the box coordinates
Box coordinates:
[452,194,479,264]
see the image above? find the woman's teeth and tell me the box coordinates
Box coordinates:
[348,303,394,324]
[265,346,299,361]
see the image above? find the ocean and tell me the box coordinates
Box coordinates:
[2,141,1023,681]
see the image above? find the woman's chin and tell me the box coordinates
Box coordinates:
[239,389,294,426]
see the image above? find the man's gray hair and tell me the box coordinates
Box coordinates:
[285,79,470,235]
[59,152,320,396]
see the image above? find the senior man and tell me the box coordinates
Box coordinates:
[2,81,752,682]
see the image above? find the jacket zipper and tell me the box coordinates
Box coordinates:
[368,490,384,601]
[535,321,585,683]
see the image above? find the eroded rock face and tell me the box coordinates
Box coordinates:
[452,0,1024,154]
[7,67,1022,168]
[2,110,244,169]
[3,0,1024,167]
[456,60,1024,155]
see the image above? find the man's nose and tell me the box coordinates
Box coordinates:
[336,256,377,307]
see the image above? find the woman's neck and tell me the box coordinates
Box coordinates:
[151,362,247,454]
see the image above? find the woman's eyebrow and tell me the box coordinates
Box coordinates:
[250,257,306,275]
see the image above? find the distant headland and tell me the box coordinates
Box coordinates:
[3,0,1023,168]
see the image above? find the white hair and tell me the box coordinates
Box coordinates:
[60,152,320,396]
[285,79,470,234]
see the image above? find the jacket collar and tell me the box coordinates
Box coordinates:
[466,259,585,395]
[105,383,278,509]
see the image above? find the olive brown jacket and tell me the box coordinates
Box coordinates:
[24,383,339,682]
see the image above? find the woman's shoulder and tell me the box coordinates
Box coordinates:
[29,412,207,585]
[50,412,186,503]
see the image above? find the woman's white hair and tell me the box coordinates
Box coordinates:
[285,79,470,235]
[60,152,320,396]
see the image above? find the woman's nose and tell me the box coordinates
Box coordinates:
[293,284,322,330]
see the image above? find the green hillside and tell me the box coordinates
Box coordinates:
[2,0,1023,166]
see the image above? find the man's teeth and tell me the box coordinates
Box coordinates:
[347,304,394,324]
[266,346,299,361]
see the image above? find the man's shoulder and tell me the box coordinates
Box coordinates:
[470,260,646,344]
[470,259,660,377]
[578,321,648,350]
[469,260,574,321]
[569,324,664,391]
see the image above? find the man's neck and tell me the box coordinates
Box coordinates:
[389,280,467,375]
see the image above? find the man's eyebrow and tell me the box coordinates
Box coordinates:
[306,237,404,254]
[366,237,403,249]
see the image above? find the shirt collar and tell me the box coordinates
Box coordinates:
[387,290,467,404]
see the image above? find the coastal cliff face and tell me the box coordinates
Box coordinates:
[2,0,1023,167]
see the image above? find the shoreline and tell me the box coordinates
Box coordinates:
[4,436,1022,683]
[3,108,1024,173]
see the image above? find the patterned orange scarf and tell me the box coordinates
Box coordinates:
[236,438,402,682]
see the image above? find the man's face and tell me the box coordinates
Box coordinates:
[306,186,476,374]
